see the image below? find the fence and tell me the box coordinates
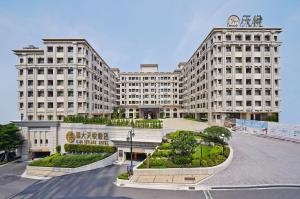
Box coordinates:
[235,119,300,142]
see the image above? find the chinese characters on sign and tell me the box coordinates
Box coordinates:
[66,131,109,145]
[227,15,263,27]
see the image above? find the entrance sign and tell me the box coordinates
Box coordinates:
[227,15,263,27]
[66,131,109,145]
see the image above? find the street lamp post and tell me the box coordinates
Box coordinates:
[221,133,225,155]
[127,129,135,175]
[199,141,203,167]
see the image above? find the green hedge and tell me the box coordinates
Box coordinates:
[29,153,109,168]
[117,172,129,180]
[64,144,117,154]
[64,116,163,129]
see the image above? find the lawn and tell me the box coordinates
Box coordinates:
[29,153,111,168]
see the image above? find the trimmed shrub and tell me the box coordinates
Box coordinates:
[118,172,129,180]
[160,143,171,150]
[56,145,61,154]
[29,153,108,168]
[152,150,172,158]
[64,144,116,154]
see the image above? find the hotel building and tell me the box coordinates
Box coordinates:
[14,28,281,124]
[12,16,282,159]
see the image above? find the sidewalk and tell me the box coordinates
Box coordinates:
[131,174,210,184]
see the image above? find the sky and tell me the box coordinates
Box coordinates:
[0,0,299,124]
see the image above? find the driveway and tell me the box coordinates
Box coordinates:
[163,118,208,131]
[201,132,300,186]
[0,161,37,199]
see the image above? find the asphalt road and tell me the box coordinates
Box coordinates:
[0,131,300,199]
[202,131,300,186]
[0,163,297,199]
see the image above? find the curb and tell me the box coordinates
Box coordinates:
[211,184,300,190]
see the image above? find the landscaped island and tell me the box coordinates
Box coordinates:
[30,144,117,168]
[138,126,231,169]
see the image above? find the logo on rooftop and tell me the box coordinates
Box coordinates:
[227,15,263,27]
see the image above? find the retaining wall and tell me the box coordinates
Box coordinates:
[133,146,233,176]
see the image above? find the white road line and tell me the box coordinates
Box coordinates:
[203,190,213,199]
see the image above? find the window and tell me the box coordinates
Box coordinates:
[265,46,270,52]
[235,35,242,41]
[246,79,251,85]
[226,90,232,95]
[27,58,33,64]
[236,90,242,95]
[254,35,261,41]
[235,46,242,52]
[226,101,232,106]
[255,101,262,106]
[245,35,251,41]
[246,101,252,106]
[265,35,270,41]
[48,57,53,63]
[254,57,261,63]
[57,80,63,86]
[68,46,73,52]
[48,91,53,97]
[20,58,24,63]
[68,91,73,97]
[38,58,44,64]
[265,68,271,74]
[57,68,63,74]
[68,57,73,63]
[246,68,252,74]
[235,57,242,63]
[226,68,232,74]
[68,80,73,86]
[48,102,53,108]
[254,68,261,73]
[57,102,64,108]
[246,57,251,63]
[37,80,44,86]
[47,46,53,52]
[226,57,231,63]
[28,80,33,86]
[38,102,44,108]
[255,79,261,85]
[246,46,251,52]
[246,89,252,95]
[274,35,278,41]
[68,102,74,108]
[265,101,271,106]
[236,101,243,106]
[57,46,63,52]
[57,90,64,97]
[38,69,44,74]
[226,35,231,41]
[255,89,261,95]
[265,79,271,85]
[38,91,44,97]
[226,79,231,85]
[236,68,242,74]
[57,57,63,63]
[265,90,271,95]
[236,79,242,85]
[68,69,73,74]
[265,57,270,63]
[28,102,33,108]
[254,46,260,52]
[226,46,231,52]
[47,69,53,74]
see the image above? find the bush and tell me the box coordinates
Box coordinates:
[56,145,61,154]
[172,156,191,165]
[149,158,168,168]
[152,150,172,158]
[160,143,171,150]
[29,153,109,168]
[118,172,129,180]
[64,144,117,154]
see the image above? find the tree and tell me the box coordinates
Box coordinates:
[170,132,197,157]
[0,123,24,162]
[202,126,231,145]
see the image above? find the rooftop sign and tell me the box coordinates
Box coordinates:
[227,15,263,27]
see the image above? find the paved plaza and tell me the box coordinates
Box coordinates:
[163,118,209,131]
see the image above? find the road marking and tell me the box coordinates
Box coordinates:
[203,190,213,199]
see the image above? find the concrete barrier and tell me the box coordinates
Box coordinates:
[25,152,118,177]
[133,146,233,176]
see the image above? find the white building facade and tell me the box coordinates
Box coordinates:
[13,17,281,125]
